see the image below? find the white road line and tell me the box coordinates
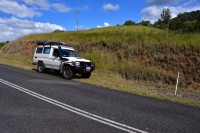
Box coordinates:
[0,79,148,133]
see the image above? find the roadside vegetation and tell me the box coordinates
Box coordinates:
[0,25,200,107]
[0,10,200,107]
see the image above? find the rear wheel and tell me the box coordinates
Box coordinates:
[37,62,45,73]
[62,67,74,80]
[81,72,91,78]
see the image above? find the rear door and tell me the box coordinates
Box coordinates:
[42,47,52,68]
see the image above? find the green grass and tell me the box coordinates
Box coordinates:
[20,26,200,50]
[0,25,200,107]
[0,53,33,70]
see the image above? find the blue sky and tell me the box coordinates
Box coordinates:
[0,0,200,41]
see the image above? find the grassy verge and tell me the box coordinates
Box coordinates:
[75,70,200,107]
[0,53,33,70]
[0,53,199,107]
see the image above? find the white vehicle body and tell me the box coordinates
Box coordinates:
[33,41,95,79]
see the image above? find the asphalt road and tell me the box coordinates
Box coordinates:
[0,64,200,133]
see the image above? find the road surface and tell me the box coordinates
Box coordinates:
[0,64,199,133]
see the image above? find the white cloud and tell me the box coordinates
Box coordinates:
[141,1,200,23]
[23,0,50,9]
[97,22,111,28]
[0,0,41,18]
[102,3,120,11]
[52,3,71,13]
[104,22,110,27]
[0,0,87,18]
[141,6,163,23]
[23,0,72,13]
[169,6,200,18]
[0,17,65,42]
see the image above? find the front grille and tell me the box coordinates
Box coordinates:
[80,62,91,67]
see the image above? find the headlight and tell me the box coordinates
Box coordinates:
[75,62,80,66]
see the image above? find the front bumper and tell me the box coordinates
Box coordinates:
[73,62,95,74]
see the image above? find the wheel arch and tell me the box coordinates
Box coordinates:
[37,60,43,64]
[61,63,71,72]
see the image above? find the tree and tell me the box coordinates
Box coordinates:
[154,9,200,32]
[139,20,151,26]
[161,8,171,32]
[153,19,165,29]
[123,20,135,26]
[169,19,184,31]
[197,14,200,31]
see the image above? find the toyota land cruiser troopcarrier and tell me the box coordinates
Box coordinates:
[33,41,95,79]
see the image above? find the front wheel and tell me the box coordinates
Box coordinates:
[81,72,91,78]
[62,67,74,80]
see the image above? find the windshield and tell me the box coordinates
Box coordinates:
[61,49,77,57]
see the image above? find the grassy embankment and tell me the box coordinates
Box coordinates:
[0,26,200,107]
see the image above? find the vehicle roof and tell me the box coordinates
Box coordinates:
[37,41,67,46]
[36,41,75,50]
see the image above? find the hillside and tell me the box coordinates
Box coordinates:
[1,25,200,106]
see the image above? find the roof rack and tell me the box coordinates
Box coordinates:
[36,41,68,47]
[36,41,75,50]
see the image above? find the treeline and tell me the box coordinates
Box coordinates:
[122,20,151,26]
[156,10,200,32]
[122,10,200,33]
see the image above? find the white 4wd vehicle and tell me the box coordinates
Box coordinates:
[33,41,95,79]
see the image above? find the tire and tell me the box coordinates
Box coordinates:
[37,62,45,73]
[81,72,91,78]
[62,67,74,80]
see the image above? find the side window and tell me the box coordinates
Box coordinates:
[36,47,43,53]
[53,49,60,57]
[43,47,51,54]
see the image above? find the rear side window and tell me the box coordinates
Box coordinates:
[36,47,43,53]
[43,47,51,54]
